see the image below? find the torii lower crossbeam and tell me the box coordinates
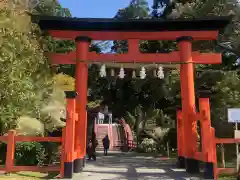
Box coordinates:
[47,51,221,65]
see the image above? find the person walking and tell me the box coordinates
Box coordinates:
[102,135,110,156]
[87,133,98,161]
[92,132,97,160]
[87,139,94,160]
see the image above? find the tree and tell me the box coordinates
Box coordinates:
[0,6,53,133]
[114,0,150,19]
[105,0,240,152]
[160,0,240,137]
[153,0,240,57]
[89,1,177,150]
[111,0,150,53]
[109,0,176,117]
[0,0,78,135]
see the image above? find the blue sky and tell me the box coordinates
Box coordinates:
[58,0,153,18]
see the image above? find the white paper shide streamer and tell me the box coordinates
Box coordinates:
[157,65,164,79]
[99,64,107,77]
[140,66,146,79]
[118,67,125,79]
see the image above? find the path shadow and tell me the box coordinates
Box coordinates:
[81,151,202,180]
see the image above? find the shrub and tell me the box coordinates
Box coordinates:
[0,142,47,166]
[15,142,46,166]
[138,138,157,153]
[0,143,7,165]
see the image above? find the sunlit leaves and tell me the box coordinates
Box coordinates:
[53,73,75,91]
[0,8,53,133]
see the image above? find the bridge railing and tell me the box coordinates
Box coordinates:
[214,138,240,178]
[114,139,137,151]
[0,129,64,175]
[177,98,240,179]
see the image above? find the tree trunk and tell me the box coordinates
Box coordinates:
[135,106,143,146]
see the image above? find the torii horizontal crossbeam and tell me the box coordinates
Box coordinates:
[32,15,231,41]
[48,30,219,41]
[46,51,221,65]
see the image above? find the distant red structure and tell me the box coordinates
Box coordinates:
[92,114,134,151]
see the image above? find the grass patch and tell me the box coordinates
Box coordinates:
[0,172,58,179]
[219,175,236,180]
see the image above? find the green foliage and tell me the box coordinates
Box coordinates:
[0,142,46,166]
[125,111,136,129]
[101,0,240,152]
[0,142,6,165]
[0,0,72,168]
[0,8,53,133]
[53,73,75,91]
[124,107,172,147]
[5,0,236,160]
[15,142,46,165]
[210,71,240,137]
[161,0,240,57]
[32,0,71,17]
[114,0,150,19]
[137,138,157,153]
[137,137,171,155]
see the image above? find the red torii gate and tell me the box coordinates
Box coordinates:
[32,15,230,179]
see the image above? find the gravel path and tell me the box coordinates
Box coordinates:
[71,152,202,180]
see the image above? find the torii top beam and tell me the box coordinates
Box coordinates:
[31,15,231,66]
[32,15,231,41]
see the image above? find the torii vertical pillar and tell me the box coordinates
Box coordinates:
[74,36,90,173]
[177,36,199,173]
[177,110,185,168]
[63,91,76,178]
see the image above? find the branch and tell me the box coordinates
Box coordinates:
[216,41,240,56]
[143,130,162,144]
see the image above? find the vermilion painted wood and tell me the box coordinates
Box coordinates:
[46,51,222,65]
[0,130,64,174]
[199,98,213,162]
[179,40,198,159]
[211,128,218,180]
[75,40,89,159]
[11,166,60,172]
[194,152,207,161]
[65,99,75,155]
[177,111,184,158]
[0,136,7,141]
[215,138,240,144]
[5,131,16,173]
[48,30,219,40]
[60,128,66,178]
[15,136,62,142]
[0,166,4,171]
[29,14,232,179]
[216,168,236,175]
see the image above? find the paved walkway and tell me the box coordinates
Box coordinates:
[73,151,201,180]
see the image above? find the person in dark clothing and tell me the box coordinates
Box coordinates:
[102,135,110,156]
[92,132,98,160]
[87,132,98,160]
[87,139,97,160]
[87,140,93,160]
